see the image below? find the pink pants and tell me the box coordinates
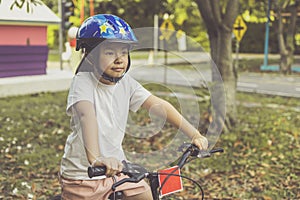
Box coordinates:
[60,174,150,200]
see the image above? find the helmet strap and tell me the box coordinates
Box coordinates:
[100,71,124,83]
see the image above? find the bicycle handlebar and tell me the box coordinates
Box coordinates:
[88,143,223,179]
[177,144,223,168]
[88,165,107,178]
[88,160,149,179]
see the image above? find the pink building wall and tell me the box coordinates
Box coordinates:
[0,25,47,45]
[0,25,48,77]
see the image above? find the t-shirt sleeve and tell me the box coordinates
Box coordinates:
[128,76,152,112]
[66,72,95,115]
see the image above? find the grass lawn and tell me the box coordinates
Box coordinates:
[0,85,299,199]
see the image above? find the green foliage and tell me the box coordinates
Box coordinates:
[5,0,300,53]
[42,0,58,13]
[90,0,164,28]
[47,25,59,49]
[239,0,268,19]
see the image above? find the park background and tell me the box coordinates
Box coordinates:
[0,0,300,199]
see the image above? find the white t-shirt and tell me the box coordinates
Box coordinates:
[60,72,151,180]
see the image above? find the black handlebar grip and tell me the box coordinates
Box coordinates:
[210,148,224,154]
[88,166,107,178]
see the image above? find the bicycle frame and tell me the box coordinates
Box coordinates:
[148,173,160,200]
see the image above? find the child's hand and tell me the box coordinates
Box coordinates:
[192,134,208,150]
[93,157,123,177]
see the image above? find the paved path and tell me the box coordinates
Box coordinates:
[129,67,300,98]
[0,52,300,98]
[0,69,73,97]
[237,72,300,98]
[130,57,300,98]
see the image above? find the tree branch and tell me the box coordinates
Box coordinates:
[211,0,222,26]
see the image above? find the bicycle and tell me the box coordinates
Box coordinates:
[88,143,224,200]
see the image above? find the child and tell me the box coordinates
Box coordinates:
[60,14,208,200]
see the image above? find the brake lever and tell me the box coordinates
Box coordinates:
[111,174,147,191]
[109,161,150,191]
[182,142,224,158]
[112,178,132,191]
[122,161,148,177]
[197,147,224,158]
[178,142,216,155]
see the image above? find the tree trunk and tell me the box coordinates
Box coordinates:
[277,1,298,74]
[217,31,237,129]
[196,0,238,131]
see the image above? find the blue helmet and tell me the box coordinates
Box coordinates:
[76,14,138,52]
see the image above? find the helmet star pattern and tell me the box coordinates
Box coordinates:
[76,14,138,52]
[119,27,126,37]
[100,24,107,34]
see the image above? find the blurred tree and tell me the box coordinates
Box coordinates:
[240,0,300,73]
[164,0,209,48]
[43,0,58,13]
[273,0,299,74]
[195,0,239,130]
[92,0,164,28]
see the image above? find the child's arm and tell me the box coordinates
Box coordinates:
[142,95,208,150]
[74,101,122,176]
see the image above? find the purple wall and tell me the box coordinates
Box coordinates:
[0,45,48,78]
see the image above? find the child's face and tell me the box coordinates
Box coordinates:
[98,42,129,79]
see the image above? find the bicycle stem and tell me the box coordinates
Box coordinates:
[177,150,192,169]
